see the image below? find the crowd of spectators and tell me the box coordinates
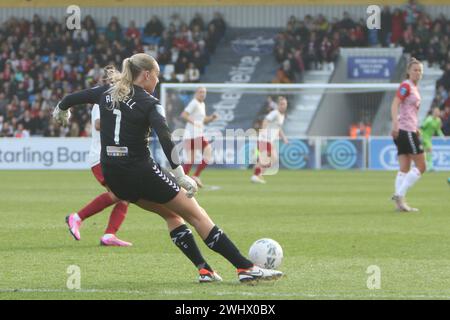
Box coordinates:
[273,0,450,135]
[0,12,226,137]
[432,67,450,135]
[1,3,449,138]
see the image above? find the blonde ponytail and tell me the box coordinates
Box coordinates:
[105,54,157,108]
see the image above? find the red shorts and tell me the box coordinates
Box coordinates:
[184,136,209,151]
[91,163,106,186]
[258,141,273,157]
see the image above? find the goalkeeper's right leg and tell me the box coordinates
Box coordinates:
[161,193,284,284]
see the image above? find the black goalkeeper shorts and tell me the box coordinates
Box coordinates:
[102,158,180,204]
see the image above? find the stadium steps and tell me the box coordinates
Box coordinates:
[284,68,334,137]
[418,64,443,121]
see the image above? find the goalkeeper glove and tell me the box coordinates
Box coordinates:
[171,166,198,198]
[52,103,71,126]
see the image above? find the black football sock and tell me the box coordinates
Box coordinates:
[170,224,213,272]
[204,225,253,269]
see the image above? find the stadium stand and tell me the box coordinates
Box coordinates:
[273,4,450,135]
[0,13,226,137]
[1,1,449,138]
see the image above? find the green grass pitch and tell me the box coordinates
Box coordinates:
[0,169,449,300]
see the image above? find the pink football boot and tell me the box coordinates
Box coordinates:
[66,213,82,241]
[100,234,132,247]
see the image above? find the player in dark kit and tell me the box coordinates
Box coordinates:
[53,53,283,283]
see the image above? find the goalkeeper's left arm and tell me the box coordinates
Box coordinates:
[58,85,110,110]
[53,85,110,126]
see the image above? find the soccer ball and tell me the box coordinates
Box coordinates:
[248,238,283,269]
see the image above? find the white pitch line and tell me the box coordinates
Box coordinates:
[212,291,450,299]
[0,288,144,294]
[202,185,222,191]
[1,288,450,299]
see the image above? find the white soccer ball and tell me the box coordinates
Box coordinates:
[248,238,283,269]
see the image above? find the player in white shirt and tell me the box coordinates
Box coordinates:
[251,96,289,184]
[181,87,218,187]
[66,104,132,246]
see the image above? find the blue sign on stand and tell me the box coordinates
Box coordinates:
[369,137,450,170]
[348,57,396,79]
[279,139,315,169]
[151,136,449,171]
[320,139,364,170]
[368,138,399,170]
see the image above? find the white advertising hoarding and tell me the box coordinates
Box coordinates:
[0,138,91,170]
[1,137,449,170]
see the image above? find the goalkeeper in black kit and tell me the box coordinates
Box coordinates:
[53,53,283,283]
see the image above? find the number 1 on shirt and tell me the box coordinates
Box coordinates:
[113,109,121,145]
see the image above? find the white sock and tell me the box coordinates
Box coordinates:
[398,168,421,197]
[102,233,114,240]
[395,172,406,195]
